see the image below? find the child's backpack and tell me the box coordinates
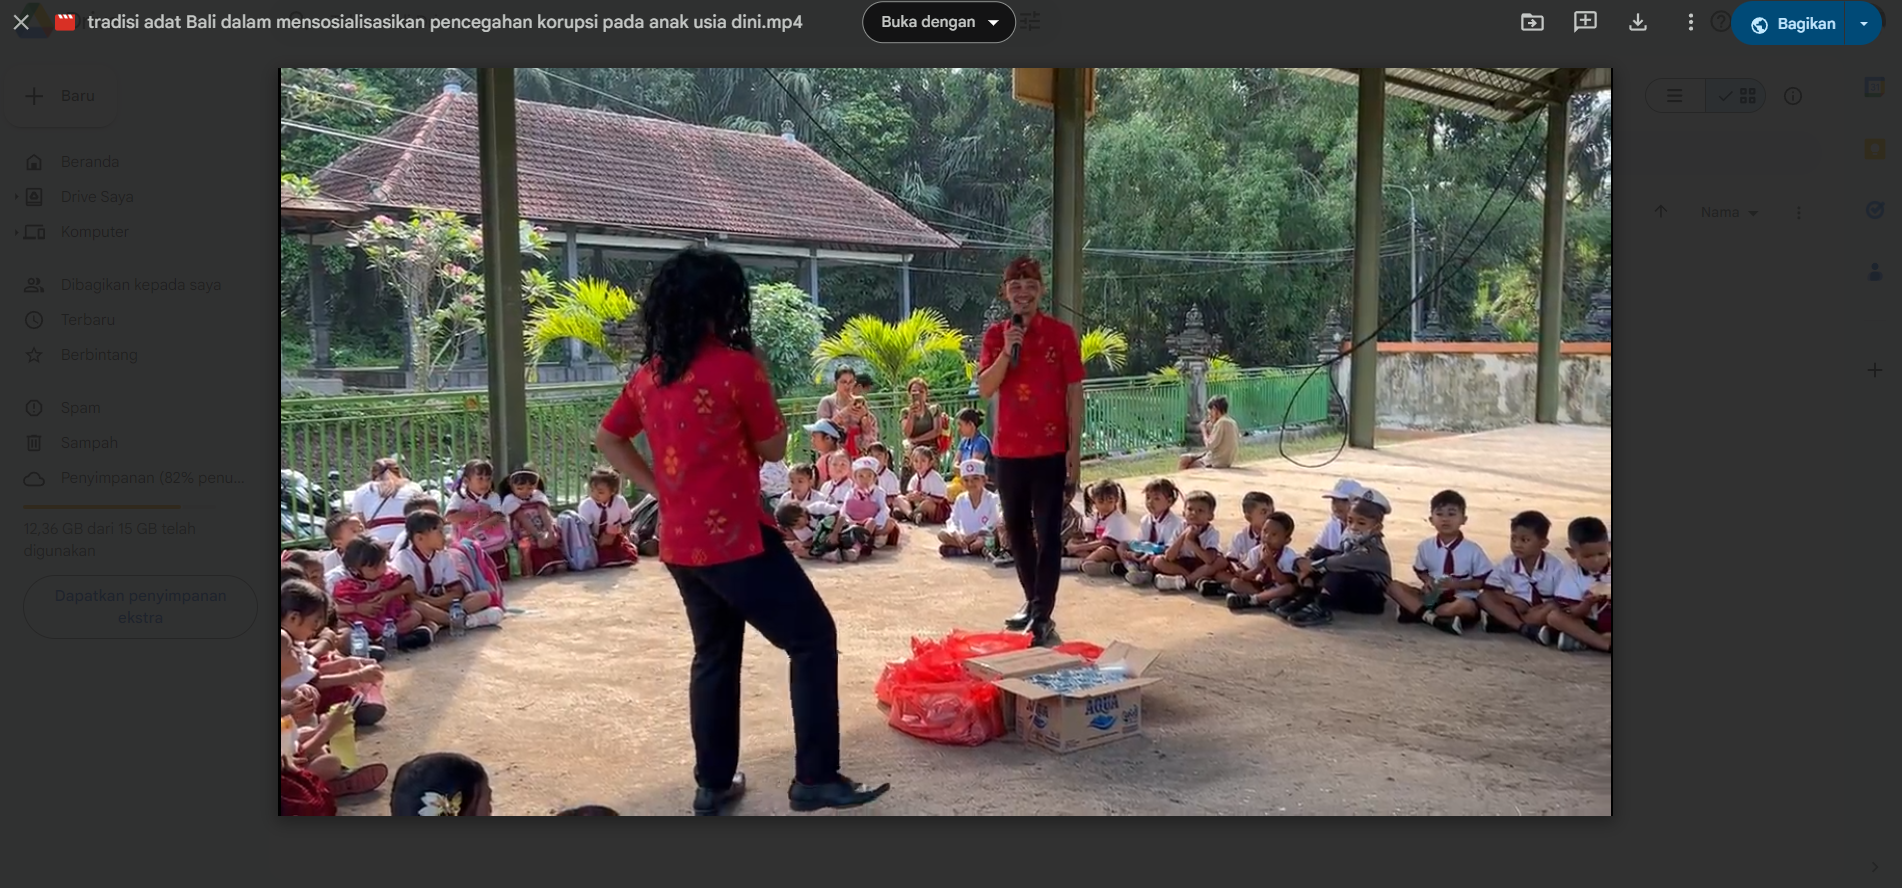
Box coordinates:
[451,538,506,610]
[630,493,661,544]
[557,511,599,571]
[514,503,560,550]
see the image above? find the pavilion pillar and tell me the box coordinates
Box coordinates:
[477,68,529,475]
[899,259,912,316]
[1051,68,1087,328]
[1347,68,1385,450]
[804,249,821,303]
[306,239,333,368]
[1534,90,1570,424]
[564,226,583,365]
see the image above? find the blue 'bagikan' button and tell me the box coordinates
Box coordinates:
[1731,2,1884,44]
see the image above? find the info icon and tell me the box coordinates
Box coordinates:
[1871,201,1887,220]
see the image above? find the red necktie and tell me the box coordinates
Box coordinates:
[1518,555,1542,604]
[1441,536,1460,576]
[1148,522,1159,543]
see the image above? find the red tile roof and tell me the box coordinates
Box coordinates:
[314,91,958,253]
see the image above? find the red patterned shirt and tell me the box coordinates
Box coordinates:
[599,341,785,567]
[979,312,1086,459]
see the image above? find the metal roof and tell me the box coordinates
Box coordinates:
[1283,68,1611,121]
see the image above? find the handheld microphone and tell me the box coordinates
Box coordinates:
[1008,314,1024,368]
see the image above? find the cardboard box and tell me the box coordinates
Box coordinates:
[961,648,1087,732]
[992,641,1162,754]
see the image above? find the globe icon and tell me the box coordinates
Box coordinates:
[1751,17,1767,34]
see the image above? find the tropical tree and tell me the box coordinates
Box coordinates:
[1146,355,1242,384]
[524,277,637,370]
[811,310,966,388]
[750,282,829,393]
[1079,326,1130,373]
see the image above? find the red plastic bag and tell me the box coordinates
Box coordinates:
[1053,641,1104,663]
[942,629,1032,661]
[874,652,965,706]
[886,679,1005,746]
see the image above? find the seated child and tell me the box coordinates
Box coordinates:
[577,468,640,568]
[388,494,442,552]
[818,451,855,502]
[1204,491,1275,597]
[839,456,898,550]
[502,466,566,577]
[1120,478,1185,586]
[446,459,511,574]
[1306,478,1363,561]
[778,463,828,509]
[281,549,324,587]
[281,581,390,798]
[557,805,621,816]
[1227,511,1307,610]
[802,419,846,485]
[395,510,504,629]
[1152,490,1225,592]
[282,567,388,718]
[897,445,950,524]
[391,752,494,816]
[778,501,860,563]
[871,443,909,517]
[1282,488,1395,627]
[938,459,1000,557]
[330,537,434,650]
[1476,510,1568,640]
[1387,489,1495,636]
[1054,482,1090,571]
[321,513,365,576]
[1074,480,1136,577]
[1539,516,1612,653]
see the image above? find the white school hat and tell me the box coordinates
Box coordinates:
[851,456,880,473]
[959,459,987,477]
[1352,487,1392,515]
[1322,478,1363,500]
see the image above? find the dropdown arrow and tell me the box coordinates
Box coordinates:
[1748,210,1758,216]
[990,19,999,25]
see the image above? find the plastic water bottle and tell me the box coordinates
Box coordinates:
[348,622,369,658]
[449,600,466,639]
[381,618,399,652]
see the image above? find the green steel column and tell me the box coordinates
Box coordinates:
[1051,69,1086,328]
[1534,93,1570,424]
[1347,69,1385,449]
[477,68,529,473]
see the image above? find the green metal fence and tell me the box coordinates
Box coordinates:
[280,368,1329,545]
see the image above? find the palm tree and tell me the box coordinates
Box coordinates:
[1079,327,1130,373]
[812,310,966,387]
[1146,355,1242,384]
[523,277,637,372]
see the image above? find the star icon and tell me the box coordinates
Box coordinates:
[26,347,42,363]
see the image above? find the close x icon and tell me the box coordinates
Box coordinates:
[13,3,77,36]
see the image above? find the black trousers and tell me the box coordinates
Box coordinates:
[664,524,840,787]
[994,452,1067,623]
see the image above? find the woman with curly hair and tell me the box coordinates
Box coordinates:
[594,247,890,816]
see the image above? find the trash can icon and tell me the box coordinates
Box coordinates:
[27,435,41,451]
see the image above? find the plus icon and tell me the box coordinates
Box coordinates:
[24,88,44,105]
[1871,363,1884,378]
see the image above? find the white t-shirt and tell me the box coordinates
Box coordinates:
[908,470,949,499]
[1082,511,1136,543]
[352,481,423,544]
[577,494,633,532]
[1226,526,1265,561]
[820,479,852,503]
[500,490,551,515]
[839,485,891,528]
[1552,563,1612,603]
[1314,516,1346,552]
[445,490,504,518]
[322,565,347,596]
[950,490,1000,536]
[393,545,461,592]
[1484,552,1568,604]
[1242,543,1301,576]
[875,468,902,498]
[1135,511,1186,547]
[1412,535,1495,598]
[777,488,827,509]
[320,548,344,575]
[1175,523,1223,556]
[759,461,791,496]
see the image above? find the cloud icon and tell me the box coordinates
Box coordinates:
[23,472,45,487]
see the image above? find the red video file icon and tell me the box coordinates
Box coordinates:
[55,13,76,30]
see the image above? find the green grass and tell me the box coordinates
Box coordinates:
[1082,430,1344,484]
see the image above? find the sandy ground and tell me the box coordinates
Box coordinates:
[342,425,1611,816]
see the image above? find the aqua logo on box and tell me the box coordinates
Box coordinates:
[1085,694,1121,731]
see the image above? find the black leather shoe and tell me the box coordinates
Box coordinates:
[1002,606,1032,631]
[1026,619,1058,648]
[693,772,747,816]
[788,775,891,812]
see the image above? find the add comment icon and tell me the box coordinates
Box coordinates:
[1870,201,1886,219]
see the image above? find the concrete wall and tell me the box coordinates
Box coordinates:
[1336,343,1610,432]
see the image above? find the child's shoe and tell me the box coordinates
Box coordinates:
[1526,624,1551,645]
[1398,606,1425,624]
[1081,561,1114,578]
[1555,632,1585,652]
[989,551,1015,567]
[464,607,504,628]
[1267,596,1302,618]
[1431,615,1463,636]
[398,626,433,651]
[1225,592,1259,610]
[1154,575,1187,592]
[1059,557,1083,572]
[938,544,965,558]
[842,548,862,562]
[1196,579,1228,598]
[366,644,387,663]
[1111,561,1130,577]
[1286,601,1334,627]
[1124,568,1154,586]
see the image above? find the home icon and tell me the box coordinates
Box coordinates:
[26,155,42,171]
[23,472,45,487]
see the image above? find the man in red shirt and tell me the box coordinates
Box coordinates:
[594,248,890,816]
[975,257,1086,646]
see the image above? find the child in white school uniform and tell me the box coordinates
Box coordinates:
[1075,479,1137,577]
[1198,491,1275,597]
[776,501,859,562]
[896,445,950,524]
[866,442,904,508]
[1151,489,1226,592]
[1119,478,1185,586]
[1538,516,1612,653]
[501,466,565,577]
[838,456,898,549]
[1226,511,1308,610]
[1387,489,1494,636]
[445,459,511,575]
[777,463,828,509]
[1306,478,1362,561]
[576,468,639,568]
[321,513,365,578]
[818,452,855,503]
[1476,510,1568,640]
[938,459,1000,556]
